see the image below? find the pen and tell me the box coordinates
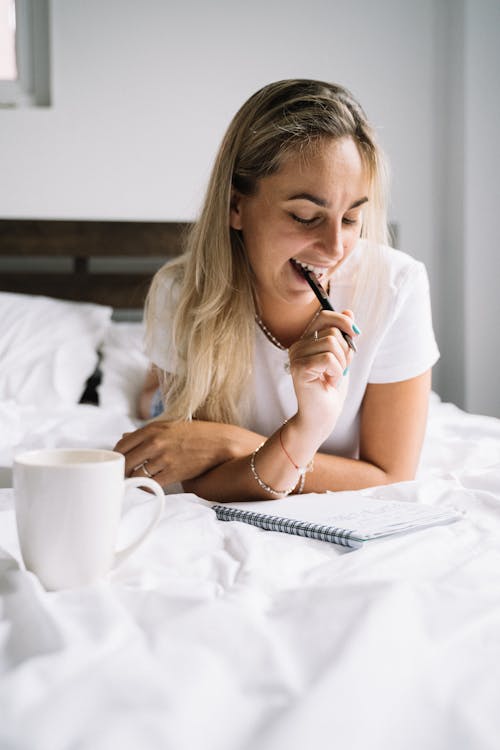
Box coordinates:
[291,259,357,353]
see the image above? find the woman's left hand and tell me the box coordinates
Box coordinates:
[288,309,358,443]
[114,419,263,488]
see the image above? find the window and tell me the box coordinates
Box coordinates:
[0,0,17,80]
[0,0,50,107]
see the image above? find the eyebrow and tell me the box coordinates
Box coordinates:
[287,193,369,210]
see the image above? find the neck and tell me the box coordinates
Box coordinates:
[256,297,320,349]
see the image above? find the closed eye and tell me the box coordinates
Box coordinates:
[291,214,317,226]
[291,213,361,227]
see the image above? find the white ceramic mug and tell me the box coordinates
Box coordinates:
[13,448,165,590]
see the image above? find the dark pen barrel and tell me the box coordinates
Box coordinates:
[295,262,358,353]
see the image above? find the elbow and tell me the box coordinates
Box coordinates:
[378,466,417,486]
[363,459,417,487]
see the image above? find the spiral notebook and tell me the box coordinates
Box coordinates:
[212,493,462,549]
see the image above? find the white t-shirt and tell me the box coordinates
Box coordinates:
[149,241,440,459]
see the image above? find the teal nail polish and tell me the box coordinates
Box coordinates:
[343,366,350,376]
[352,324,361,335]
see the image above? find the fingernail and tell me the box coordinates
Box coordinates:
[352,324,361,335]
[343,366,350,376]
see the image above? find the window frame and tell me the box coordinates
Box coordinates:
[0,0,50,108]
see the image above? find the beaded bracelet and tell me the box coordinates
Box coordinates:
[295,471,306,495]
[250,441,300,497]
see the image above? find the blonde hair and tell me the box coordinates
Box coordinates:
[146,79,389,424]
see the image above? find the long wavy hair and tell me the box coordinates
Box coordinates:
[145,79,389,424]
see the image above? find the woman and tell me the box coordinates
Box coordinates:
[115,79,439,501]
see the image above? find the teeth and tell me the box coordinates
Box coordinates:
[293,258,328,277]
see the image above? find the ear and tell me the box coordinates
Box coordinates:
[229,188,244,230]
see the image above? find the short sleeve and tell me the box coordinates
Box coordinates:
[368,261,440,383]
[146,274,179,374]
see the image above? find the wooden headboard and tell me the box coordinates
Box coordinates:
[0,219,190,309]
[0,218,401,311]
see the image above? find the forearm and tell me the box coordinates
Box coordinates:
[182,434,395,502]
[183,373,430,501]
[115,417,265,487]
[301,452,394,493]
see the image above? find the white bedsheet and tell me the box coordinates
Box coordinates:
[1,395,499,749]
[0,401,138,488]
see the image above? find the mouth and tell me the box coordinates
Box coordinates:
[290,257,330,284]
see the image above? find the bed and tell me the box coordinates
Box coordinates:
[1,219,499,750]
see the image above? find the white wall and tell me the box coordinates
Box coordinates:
[1,0,498,416]
[431,0,500,418]
[0,0,436,250]
[463,0,500,417]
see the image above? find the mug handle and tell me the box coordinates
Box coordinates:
[112,477,165,568]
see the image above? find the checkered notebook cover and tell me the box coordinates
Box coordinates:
[212,493,462,549]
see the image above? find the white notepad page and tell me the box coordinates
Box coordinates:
[217,493,462,540]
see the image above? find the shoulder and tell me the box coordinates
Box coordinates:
[336,239,427,283]
[340,241,434,348]
[149,262,182,317]
[354,239,427,282]
[352,240,431,307]
[145,262,183,371]
[365,244,439,373]
[378,243,428,288]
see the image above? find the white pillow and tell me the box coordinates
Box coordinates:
[0,292,112,406]
[99,322,150,416]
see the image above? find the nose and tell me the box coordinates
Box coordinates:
[321,221,344,262]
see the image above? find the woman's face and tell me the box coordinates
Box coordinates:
[230,136,369,309]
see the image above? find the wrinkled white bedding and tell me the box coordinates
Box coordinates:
[0,401,138,488]
[1,394,500,750]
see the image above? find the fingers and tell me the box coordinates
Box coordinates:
[291,326,353,362]
[132,465,171,489]
[130,458,169,490]
[288,313,359,389]
[292,330,348,369]
[290,342,352,387]
[114,422,172,478]
[302,309,360,365]
[309,309,360,340]
[131,456,160,478]
[114,428,149,455]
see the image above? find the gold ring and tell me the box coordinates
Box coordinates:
[138,460,154,478]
